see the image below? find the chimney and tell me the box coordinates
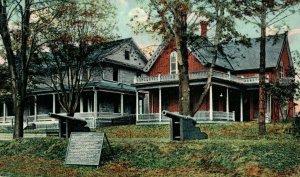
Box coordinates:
[200,21,208,38]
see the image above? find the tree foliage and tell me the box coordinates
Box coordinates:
[34,0,117,116]
[234,0,300,134]
[131,0,241,116]
[0,0,64,138]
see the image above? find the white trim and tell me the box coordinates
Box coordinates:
[226,88,229,119]
[93,89,98,128]
[280,60,284,79]
[136,91,139,121]
[240,93,243,122]
[80,96,83,113]
[3,102,6,123]
[52,94,56,114]
[120,93,124,115]
[170,51,178,74]
[159,87,162,122]
[209,85,213,121]
[34,95,37,122]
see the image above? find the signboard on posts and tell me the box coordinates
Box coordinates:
[65,132,112,166]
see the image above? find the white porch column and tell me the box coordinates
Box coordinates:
[3,102,6,123]
[209,85,213,121]
[80,96,83,113]
[93,89,97,128]
[269,95,272,117]
[52,94,56,114]
[120,93,124,116]
[240,92,243,122]
[226,88,229,119]
[34,95,37,122]
[136,91,139,121]
[159,87,162,122]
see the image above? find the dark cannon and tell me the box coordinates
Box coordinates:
[162,110,208,141]
[48,113,90,138]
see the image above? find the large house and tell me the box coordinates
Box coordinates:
[0,38,148,128]
[134,24,294,124]
[0,28,295,128]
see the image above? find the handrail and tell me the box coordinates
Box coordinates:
[135,70,269,85]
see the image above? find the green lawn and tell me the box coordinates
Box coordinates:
[0,122,299,177]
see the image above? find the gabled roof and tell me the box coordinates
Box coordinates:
[143,36,234,72]
[223,33,288,71]
[89,37,148,65]
[144,38,172,72]
[188,36,233,70]
[143,33,290,72]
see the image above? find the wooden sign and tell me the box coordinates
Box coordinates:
[65,132,111,166]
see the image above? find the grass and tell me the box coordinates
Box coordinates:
[0,122,300,176]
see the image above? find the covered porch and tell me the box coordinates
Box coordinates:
[135,83,272,124]
[0,84,138,129]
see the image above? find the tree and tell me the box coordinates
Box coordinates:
[235,0,300,135]
[268,68,298,121]
[0,0,63,138]
[132,0,241,116]
[35,0,117,117]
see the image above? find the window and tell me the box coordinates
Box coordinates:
[280,61,284,78]
[113,67,118,81]
[125,50,130,60]
[170,51,178,74]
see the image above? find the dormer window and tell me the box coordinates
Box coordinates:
[170,51,178,74]
[280,61,284,79]
[125,50,130,60]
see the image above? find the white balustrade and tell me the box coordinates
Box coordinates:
[136,111,235,123]
[135,70,268,85]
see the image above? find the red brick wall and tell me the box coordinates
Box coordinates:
[189,55,208,72]
[148,40,208,76]
[271,43,293,121]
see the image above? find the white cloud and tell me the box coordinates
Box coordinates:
[266,25,288,36]
[128,7,148,24]
[266,25,279,35]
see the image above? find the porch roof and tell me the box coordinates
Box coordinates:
[31,80,136,94]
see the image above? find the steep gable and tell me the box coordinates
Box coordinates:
[144,36,234,72]
[90,38,147,70]
[147,39,208,76]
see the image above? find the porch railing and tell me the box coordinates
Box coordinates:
[135,70,269,85]
[136,111,235,123]
[137,113,169,122]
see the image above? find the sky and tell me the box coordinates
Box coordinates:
[113,0,300,58]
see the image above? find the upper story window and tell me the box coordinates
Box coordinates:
[113,67,118,82]
[170,51,178,74]
[125,50,130,60]
[280,60,284,79]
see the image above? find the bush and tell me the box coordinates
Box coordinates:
[291,117,300,138]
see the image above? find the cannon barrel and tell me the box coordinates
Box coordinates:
[48,112,87,126]
[162,110,196,124]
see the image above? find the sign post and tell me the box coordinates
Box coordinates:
[65,132,112,166]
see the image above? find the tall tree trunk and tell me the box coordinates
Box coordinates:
[13,98,24,138]
[191,4,224,117]
[175,9,190,116]
[258,2,267,135]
